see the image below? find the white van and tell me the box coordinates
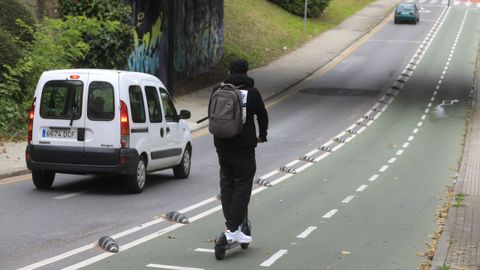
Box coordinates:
[25,69,192,193]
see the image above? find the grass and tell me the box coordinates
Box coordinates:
[223,0,378,68]
[452,193,466,207]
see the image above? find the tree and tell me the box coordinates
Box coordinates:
[59,0,133,69]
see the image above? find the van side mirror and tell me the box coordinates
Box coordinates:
[179,110,191,120]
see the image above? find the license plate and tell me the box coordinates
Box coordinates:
[42,128,77,139]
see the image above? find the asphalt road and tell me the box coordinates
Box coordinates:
[1,3,478,270]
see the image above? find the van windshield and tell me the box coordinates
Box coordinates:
[40,80,83,120]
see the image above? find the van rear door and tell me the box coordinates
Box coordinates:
[83,73,120,166]
[32,73,86,164]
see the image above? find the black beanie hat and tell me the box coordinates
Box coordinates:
[229,59,249,74]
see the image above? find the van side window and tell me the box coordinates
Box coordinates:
[128,86,146,123]
[159,88,179,122]
[40,80,83,120]
[145,86,162,123]
[88,82,114,121]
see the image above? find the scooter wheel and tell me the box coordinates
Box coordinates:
[214,245,226,260]
[240,243,249,249]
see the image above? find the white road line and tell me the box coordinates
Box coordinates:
[421,114,426,120]
[342,195,355,204]
[260,249,288,267]
[396,150,404,156]
[285,160,300,167]
[425,108,430,114]
[305,149,320,157]
[418,122,423,127]
[297,226,317,238]
[388,158,397,164]
[408,136,414,141]
[314,152,331,162]
[295,162,313,173]
[177,197,218,214]
[323,209,338,219]
[428,102,432,108]
[194,248,214,253]
[379,165,389,172]
[403,142,410,148]
[260,170,280,180]
[268,173,294,186]
[17,244,95,270]
[413,128,419,134]
[146,264,204,270]
[56,204,223,270]
[295,162,314,173]
[20,194,217,270]
[368,175,379,182]
[53,192,84,200]
[356,185,368,192]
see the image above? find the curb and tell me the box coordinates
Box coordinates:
[0,169,30,181]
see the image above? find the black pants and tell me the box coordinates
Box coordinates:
[217,150,256,231]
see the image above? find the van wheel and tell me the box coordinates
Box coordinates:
[127,157,146,193]
[173,145,191,179]
[32,170,55,189]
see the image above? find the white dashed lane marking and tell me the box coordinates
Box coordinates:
[194,248,214,253]
[260,249,288,267]
[356,185,368,192]
[379,165,389,172]
[146,264,204,270]
[342,195,355,204]
[297,226,317,239]
[323,209,338,219]
[53,192,84,200]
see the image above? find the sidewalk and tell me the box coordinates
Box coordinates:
[0,0,400,180]
[431,48,480,269]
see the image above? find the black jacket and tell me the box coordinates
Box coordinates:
[212,73,269,152]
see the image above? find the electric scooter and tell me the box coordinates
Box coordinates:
[214,213,251,260]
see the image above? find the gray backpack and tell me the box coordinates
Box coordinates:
[208,83,244,138]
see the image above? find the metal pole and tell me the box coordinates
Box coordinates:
[167,0,175,96]
[304,0,308,33]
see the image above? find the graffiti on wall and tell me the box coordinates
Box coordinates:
[127,0,224,82]
[128,0,167,81]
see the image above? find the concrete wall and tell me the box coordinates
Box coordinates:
[127,0,224,82]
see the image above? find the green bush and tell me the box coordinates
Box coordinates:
[59,0,133,69]
[0,0,35,42]
[0,17,95,138]
[0,28,22,81]
[269,0,331,18]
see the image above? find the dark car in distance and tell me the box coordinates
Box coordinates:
[394,3,420,24]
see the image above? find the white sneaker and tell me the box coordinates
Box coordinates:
[225,229,252,243]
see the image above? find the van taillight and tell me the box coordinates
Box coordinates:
[28,98,36,144]
[120,100,130,148]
